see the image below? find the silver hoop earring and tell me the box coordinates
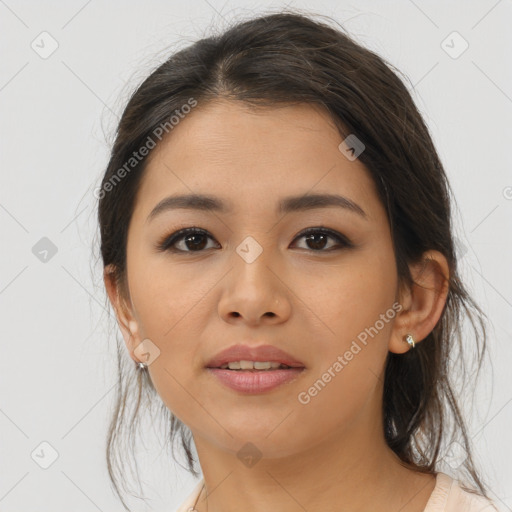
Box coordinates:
[137,361,147,370]
[405,333,415,349]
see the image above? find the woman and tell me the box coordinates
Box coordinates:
[97,10,501,512]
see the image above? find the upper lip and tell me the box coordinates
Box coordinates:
[205,344,306,368]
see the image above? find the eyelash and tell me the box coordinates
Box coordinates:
[155,226,353,254]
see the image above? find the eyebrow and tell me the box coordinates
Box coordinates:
[146,192,368,223]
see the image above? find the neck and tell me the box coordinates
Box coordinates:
[191,413,436,512]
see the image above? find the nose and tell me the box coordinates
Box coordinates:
[217,253,291,327]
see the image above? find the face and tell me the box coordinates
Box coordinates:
[113,99,404,458]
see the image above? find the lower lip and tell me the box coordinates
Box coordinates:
[206,368,305,393]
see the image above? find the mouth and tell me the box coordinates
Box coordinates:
[204,344,306,393]
[208,361,304,371]
[205,344,306,370]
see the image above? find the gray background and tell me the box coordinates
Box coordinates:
[1,0,511,511]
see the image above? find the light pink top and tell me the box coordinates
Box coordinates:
[174,472,501,512]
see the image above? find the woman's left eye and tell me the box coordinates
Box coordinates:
[292,227,353,251]
[156,226,352,253]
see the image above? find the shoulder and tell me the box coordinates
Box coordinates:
[174,479,204,512]
[424,472,501,512]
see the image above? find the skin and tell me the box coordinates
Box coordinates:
[104,99,450,512]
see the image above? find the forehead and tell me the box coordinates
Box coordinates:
[148,100,343,165]
[133,100,381,223]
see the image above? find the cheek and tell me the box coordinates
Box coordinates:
[293,249,397,346]
[126,253,219,421]
[289,301,395,441]
[129,250,212,341]
[293,250,397,402]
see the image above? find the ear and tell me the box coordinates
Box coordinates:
[389,250,450,354]
[103,264,142,364]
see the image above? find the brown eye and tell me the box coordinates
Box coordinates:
[156,228,218,253]
[292,227,352,252]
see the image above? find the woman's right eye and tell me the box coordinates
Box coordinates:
[156,227,219,253]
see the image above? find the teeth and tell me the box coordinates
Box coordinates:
[220,361,286,370]
[254,361,277,370]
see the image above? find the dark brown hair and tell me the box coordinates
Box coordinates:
[96,9,494,510]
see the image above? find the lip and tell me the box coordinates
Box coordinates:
[205,344,305,369]
[207,367,305,394]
